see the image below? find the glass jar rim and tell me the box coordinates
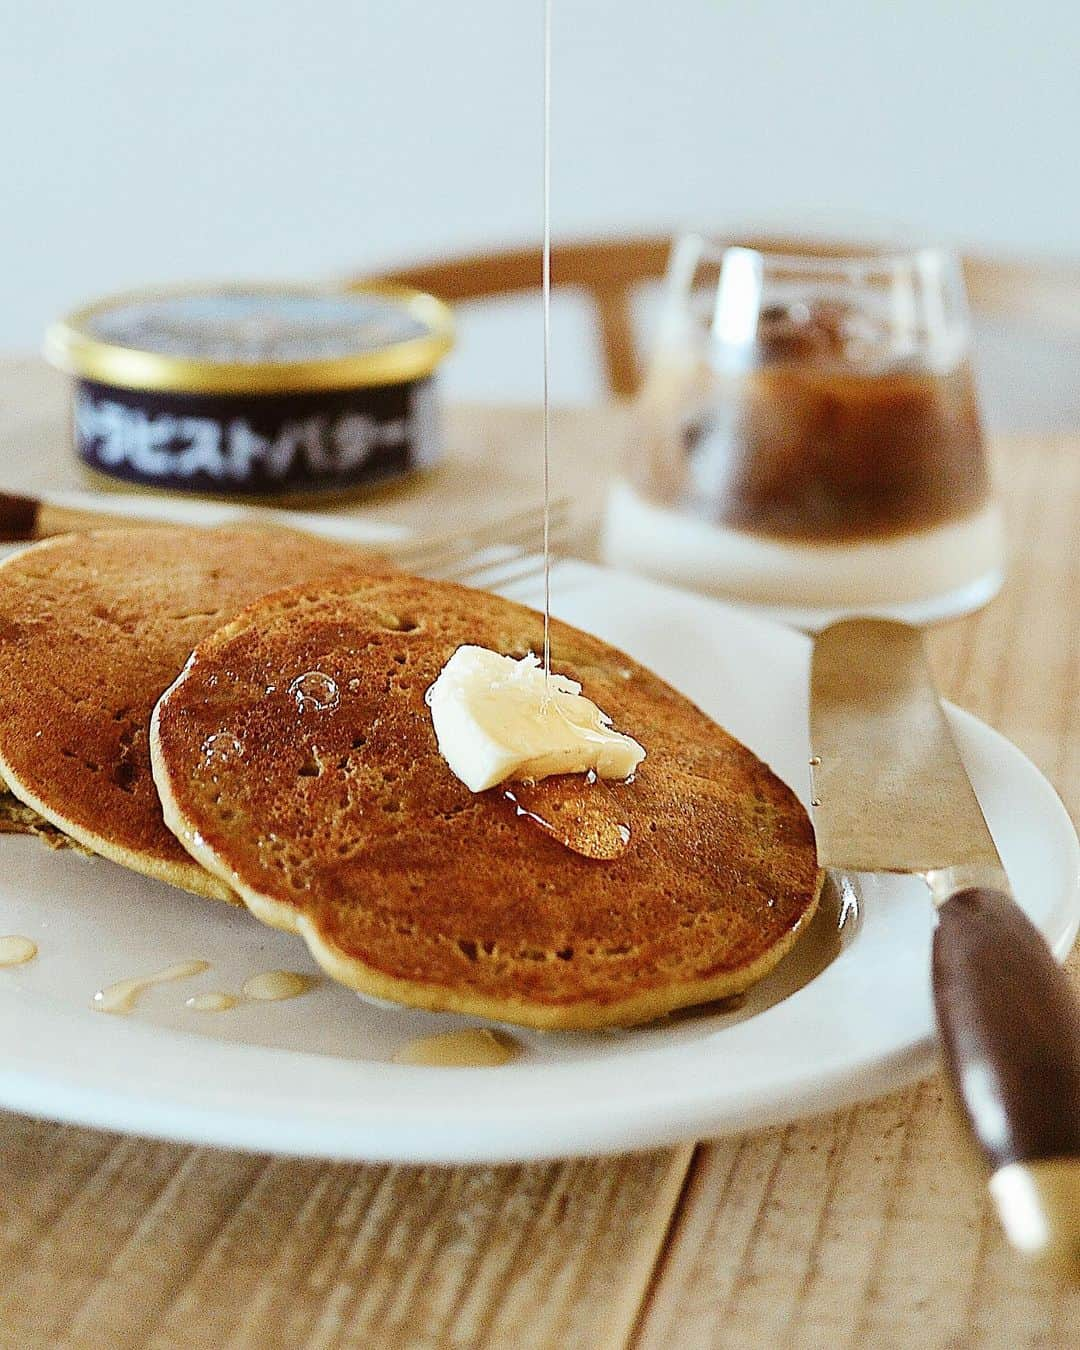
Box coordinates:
[674,229,957,277]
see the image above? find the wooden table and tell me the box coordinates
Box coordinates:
[0,360,1077,1349]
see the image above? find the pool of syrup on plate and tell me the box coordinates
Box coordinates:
[0,935,37,966]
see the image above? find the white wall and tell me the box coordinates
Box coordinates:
[6,1,1079,403]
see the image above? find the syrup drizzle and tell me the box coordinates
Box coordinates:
[185,991,239,1013]
[0,935,37,967]
[187,972,316,1009]
[92,962,316,1015]
[504,772,633,860]
[541,0,552,686]
[92,960,210,1015]
[242,970,314,1002]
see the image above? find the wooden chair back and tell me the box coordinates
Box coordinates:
[350,235,1080,400]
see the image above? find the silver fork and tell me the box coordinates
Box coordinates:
[400,498,572,592]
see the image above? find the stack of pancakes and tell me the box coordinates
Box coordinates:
[0,526,820,1029]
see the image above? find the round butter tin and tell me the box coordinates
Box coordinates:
[44,283,454,500]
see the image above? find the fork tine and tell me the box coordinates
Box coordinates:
[435,516,572,591]
[399,505,571,576]
[451,552,551,593]
[424,515,571,582]
[395,497,572,575]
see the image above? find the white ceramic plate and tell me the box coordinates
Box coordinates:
[0,561,1076,1163]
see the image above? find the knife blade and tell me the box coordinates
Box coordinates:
[809,617,1005,885]
[809,617,1080,1277]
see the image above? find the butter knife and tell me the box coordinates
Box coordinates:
[810,617,1080,1274]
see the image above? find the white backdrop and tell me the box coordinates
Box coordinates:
[6,1,1079,402]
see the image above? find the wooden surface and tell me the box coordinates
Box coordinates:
[0,359,1078,1348]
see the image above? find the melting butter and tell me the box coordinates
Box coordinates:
[0,935,37,967]
[241,970,314,1002]
[392,1027,523,1067]
[426,646,645,793]
[93,960,210,1015]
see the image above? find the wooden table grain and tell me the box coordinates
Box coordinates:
[0,359,1077,1349]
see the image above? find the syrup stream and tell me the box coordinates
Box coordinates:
[541,0,552,686]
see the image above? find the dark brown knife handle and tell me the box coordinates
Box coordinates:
[932,887,1080,1272]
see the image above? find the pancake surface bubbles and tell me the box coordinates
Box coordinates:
[0,526,380,899]
[152,573,821,1027]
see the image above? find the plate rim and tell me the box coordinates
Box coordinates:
[0,561,1076,1163]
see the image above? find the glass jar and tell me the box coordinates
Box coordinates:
[603,234,1004,626]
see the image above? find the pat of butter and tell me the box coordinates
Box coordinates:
[426,645,645,793]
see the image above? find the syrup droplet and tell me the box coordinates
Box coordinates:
[392,1028,523,1067]
[92,960,210,1015]
[652,992,749,1026]
[289,672,340,713]
[504,777,632,859]
[0,935,37,967]
[241,970,315,1002]
[809,756,821,766]
[185,991,239,1012]
[201,731,244,765]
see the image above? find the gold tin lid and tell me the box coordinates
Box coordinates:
[44,282,454,395]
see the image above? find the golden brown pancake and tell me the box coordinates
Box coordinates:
[0,788,82,849]
[0,526,384,899]
[151,571,821,1027]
